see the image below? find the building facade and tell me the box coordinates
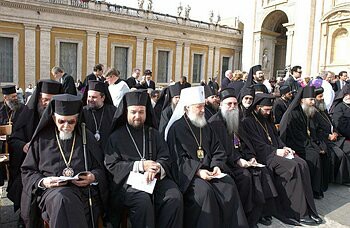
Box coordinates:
[0,0,243,90]
[242,0,350,79]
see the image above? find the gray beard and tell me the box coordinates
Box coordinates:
[187,112,207,128]
[316,100,326,112]
[59,131,73,140]
[221,108,239,135]
[302,104,316,118]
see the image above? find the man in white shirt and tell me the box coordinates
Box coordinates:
[105,68,130,108]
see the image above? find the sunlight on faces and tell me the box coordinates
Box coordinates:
[206,95,220,110]
[127,105,146,128]
[220,97,239,134]
[315,94,326,111]
[254,70,264,82]
[343,94,350,104]
[256,105,273,119]
[301,98,316,118]
[37,93,54,116]
[186,103,207,128]
[4,93,19,110]
[87,90,105,110]
[53,113,78,140]
[242,95,253,108]
[283,91,293,100]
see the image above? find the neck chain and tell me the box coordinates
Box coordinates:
[91,106,105,141]
[253,112,272,144]
[316,109,334,133]
[184,115,204,159]
[126,124,146,161]
[55,129,77,177]
[300,109,311,137]
[343,102,350,109]
[280,97,289,109]
[5,105,13,125]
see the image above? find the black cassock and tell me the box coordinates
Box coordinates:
[158,105,173,136]
[314,110,350,184]
[167,115,248,228]
[209,112,278,227]
[7,105,39,211]
[104,125,183,228]
[273,98,290,124]
[204,104,217,121]
[241,113,319,222]
[82,104,116,149]
[332,102,350,139]
[21,127,108,228]
[282,107,325,195]
[0,103,24,186]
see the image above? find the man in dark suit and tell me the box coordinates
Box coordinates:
[125,68,147,89]
[335,71,348,93]
[83,64,105,87]
[221,70,233,89]
[175,76,191,89]
[144,69,156,90]
[51,66,77,95]
[284,65,302,95]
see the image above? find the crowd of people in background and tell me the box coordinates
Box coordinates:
[0,62,350,228]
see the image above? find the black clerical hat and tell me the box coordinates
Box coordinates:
[168,84,182,98]
[219,88,236,101]
[280,85,291,95]
[41,80,62,94]
[125,90,149,107]
[251,65,262,75]
[252,93,275,107]
[2,85,16,95]
[204,85,214,98]
[238,85,255,103]
[53,94,82,116]
[302,86,316,98]
[315,87,324,96]
[144,69,152,75]
[88,80,106,94]
[254,83,268,94]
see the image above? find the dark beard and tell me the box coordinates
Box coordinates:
[315,100,326,112]
[257,108,273,122]
[37,104,45,118]
[302,104,316,118]
[6,100,20,111]
[207,102,219,111]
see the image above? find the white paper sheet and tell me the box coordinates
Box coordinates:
[210,173,227,179]
[127,171,157,194]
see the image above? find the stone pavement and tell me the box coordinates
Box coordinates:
[0,183,349,228]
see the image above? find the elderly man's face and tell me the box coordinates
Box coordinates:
[127,105,146,128]
[53,113,78,134]
[221,97,238,112]
[87,90,105,110]
[242,95,254,108]
[40,93,54,109]
[301,98,315,107]
[187,103,205,117]
[4,93,19,110]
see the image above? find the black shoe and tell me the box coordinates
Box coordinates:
[299,216,316,225]
[310,215,323,224]
[313,192,323,199]
[259,217,272,226]
[17,217,25,228]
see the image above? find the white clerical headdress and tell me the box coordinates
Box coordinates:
[164,86,205,140]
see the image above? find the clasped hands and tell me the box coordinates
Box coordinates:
[143,160,161,183]
[276,147,295,157]
[40,171,95,189]
[196,166,221,181]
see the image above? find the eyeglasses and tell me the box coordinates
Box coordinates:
[244,97,253,100]
[57,119,77,125]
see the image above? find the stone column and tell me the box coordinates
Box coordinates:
[145,37,154,71]
[136,36,145,72]
[233,48,241,70]
[86,31,97,73]
[24,24,36,85]
[182,42,190,77]
[174,41,183,81]
[40,25,52,79]
[207,46,215,79]
[253,32,262,65]
[99,32,108,67]
[284,24,295,68]
[213,47,220,80]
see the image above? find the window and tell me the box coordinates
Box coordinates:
[192,54,203,83]
[59,42,78,80]
[157,51,169,83]
[0,37,13,83]
[221,57,230,80]
[331,28,349,64]
[114,47,128,79]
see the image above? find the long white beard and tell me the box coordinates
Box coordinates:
[187,111,207,128]
[59,131,73,140]
[301,103,316,118]
[221,108,239,135]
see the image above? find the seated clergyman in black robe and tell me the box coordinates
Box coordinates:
[21,94,108,228]
[7,80,62,223]
[280,86,328,199]
[165,86,248,228]
[241,93,322,226]
[204,85,220,120]
[82,80,116,149]
[158,83,182,135]
[104,90,183,228]
[314,87,350,184]
[273,85,292,124]
[209,88,278,227]
[331,84,350,140]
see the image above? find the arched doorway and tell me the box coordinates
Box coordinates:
[261,10,288,79]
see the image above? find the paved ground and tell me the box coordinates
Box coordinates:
[1,183,349,228]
